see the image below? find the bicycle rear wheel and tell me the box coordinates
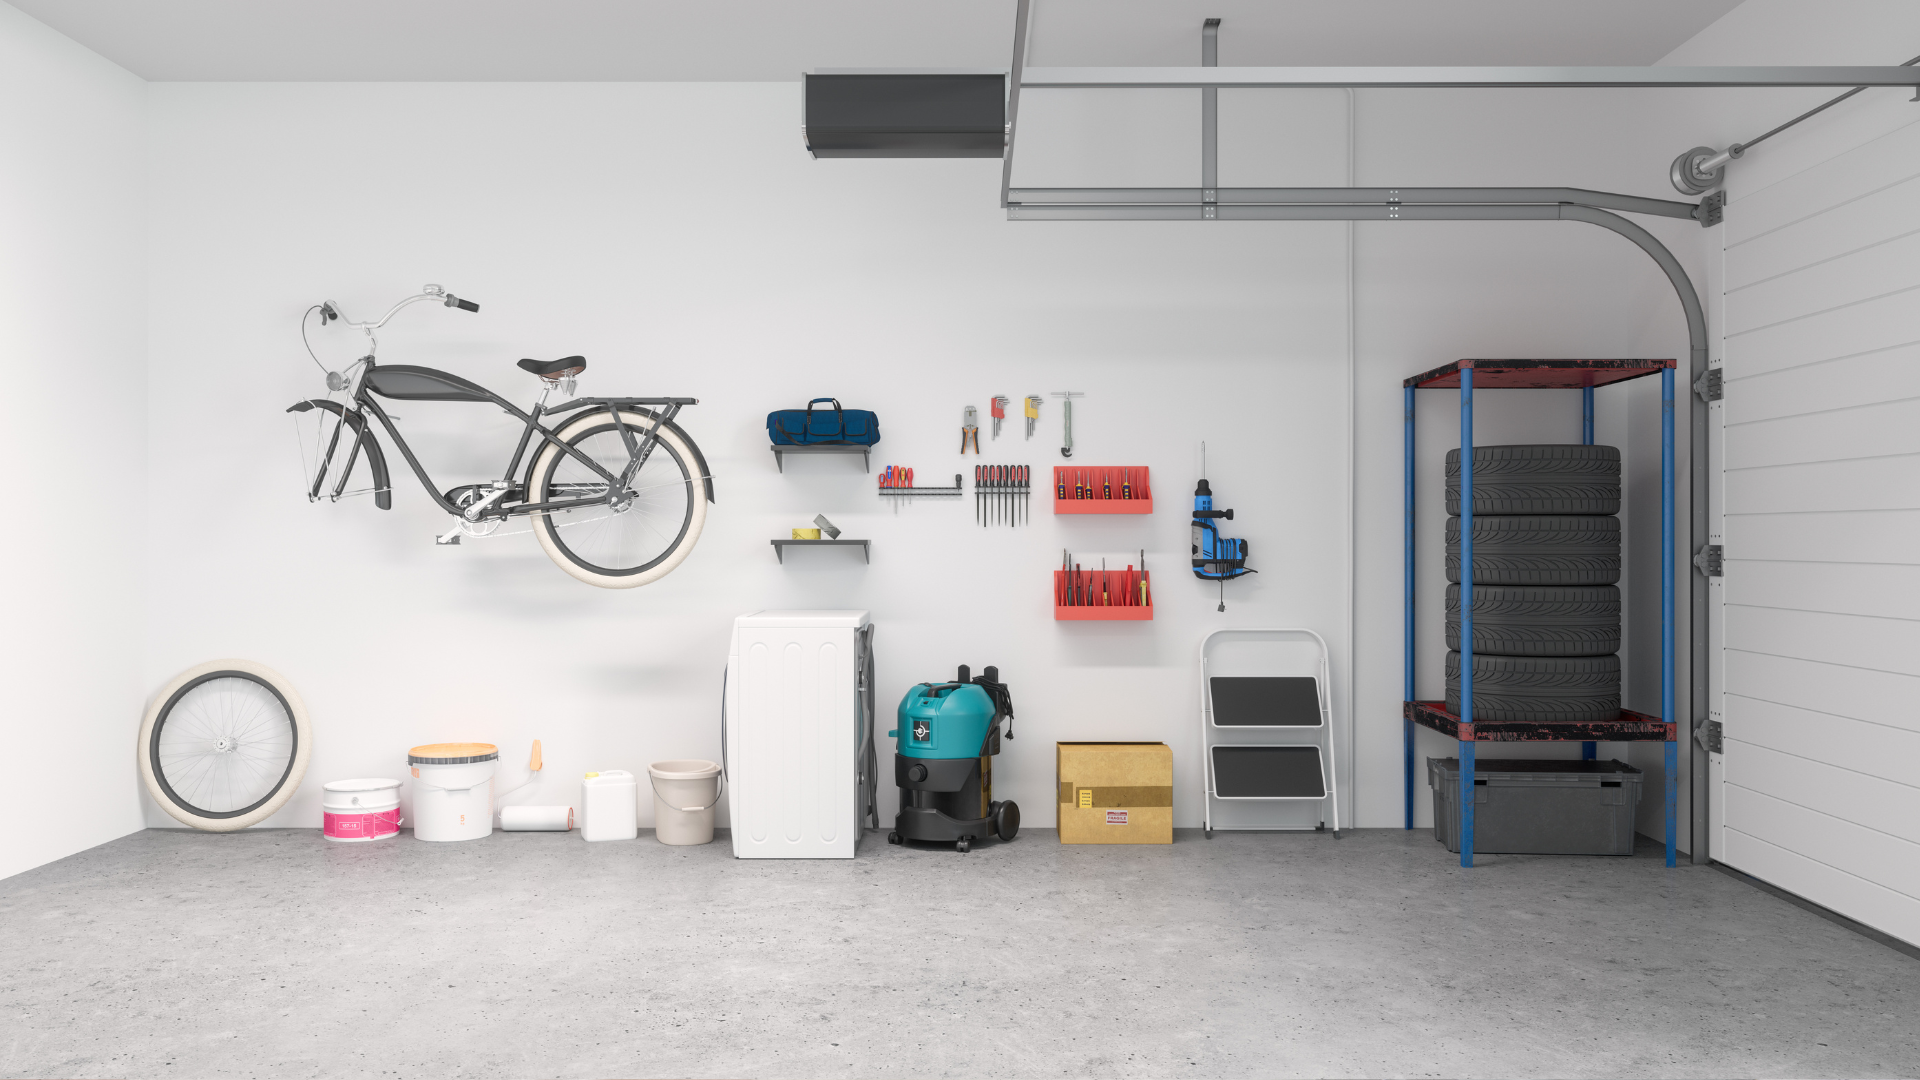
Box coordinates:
[138,659,311,831]
[528,410,707,588]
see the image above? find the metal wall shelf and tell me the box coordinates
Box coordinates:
[1404,358,1678,868]
[771,443,871,473]
[771,539,869,564]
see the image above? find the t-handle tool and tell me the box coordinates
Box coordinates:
[1050,391,1085,459]
[1024,395,1041,439]
[961,406,980,455]
[990,396,1008,439]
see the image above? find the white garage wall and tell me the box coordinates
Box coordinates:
[0,4,148,879]
[139,79,1712,837]
[1349,90,1708,841]
[143,81,1359,833]
[1663,0,1920,944]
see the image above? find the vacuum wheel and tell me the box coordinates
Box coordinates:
[956,837,971,853]
[992,800,1020,842]
[887,830,902,845]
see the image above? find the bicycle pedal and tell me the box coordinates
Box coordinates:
[435,534,462,546]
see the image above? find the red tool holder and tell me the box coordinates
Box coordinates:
[1054,569,1153,621]
[1051,466,1152,514]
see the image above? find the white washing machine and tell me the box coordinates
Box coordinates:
[724,610,875,858]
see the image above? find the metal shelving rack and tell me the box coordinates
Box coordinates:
[1403,358,1678,868]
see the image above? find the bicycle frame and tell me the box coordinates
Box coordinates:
[289,360,712,522]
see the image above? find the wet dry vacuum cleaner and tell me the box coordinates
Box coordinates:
[887,665,1019,853]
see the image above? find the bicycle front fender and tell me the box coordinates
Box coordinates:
[287,399,393,510]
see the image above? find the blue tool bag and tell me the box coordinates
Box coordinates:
[767,398,881,446]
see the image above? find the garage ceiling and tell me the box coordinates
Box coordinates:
[12,0,1746,82]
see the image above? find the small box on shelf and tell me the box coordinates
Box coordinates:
[1055,568,1152,620]
[1052,466,1151,514]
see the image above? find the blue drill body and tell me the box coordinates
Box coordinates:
[1191,478,1252,581]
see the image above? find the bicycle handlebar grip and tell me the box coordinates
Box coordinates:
[453,297,479,312]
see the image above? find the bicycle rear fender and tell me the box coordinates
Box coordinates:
[540,403,715,504]
[286,399,393,510]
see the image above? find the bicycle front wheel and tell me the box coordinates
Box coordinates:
[528,410,707,589]
[138,659,311,831]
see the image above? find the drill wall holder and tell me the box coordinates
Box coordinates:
[1051,466,1152,513]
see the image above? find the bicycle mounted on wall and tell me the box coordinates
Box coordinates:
[287,285,714,589]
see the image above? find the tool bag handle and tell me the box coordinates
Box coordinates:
[804,397,844,438]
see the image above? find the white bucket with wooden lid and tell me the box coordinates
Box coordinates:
[409,743,497,842]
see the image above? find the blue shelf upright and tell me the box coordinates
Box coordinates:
[1402,358,1678,868]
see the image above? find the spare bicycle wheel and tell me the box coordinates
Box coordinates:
[138,659,311,831]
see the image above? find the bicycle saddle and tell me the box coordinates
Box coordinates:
[518,356,587,379]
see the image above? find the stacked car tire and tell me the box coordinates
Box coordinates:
[1443,444,1622,723]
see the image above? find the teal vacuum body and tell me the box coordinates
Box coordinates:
[887,665,1019,852]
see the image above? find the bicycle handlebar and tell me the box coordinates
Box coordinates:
[326,285,478,331]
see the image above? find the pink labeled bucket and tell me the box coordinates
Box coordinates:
[322,778,402,842]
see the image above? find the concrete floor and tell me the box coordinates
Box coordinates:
[2,828,1916,1079]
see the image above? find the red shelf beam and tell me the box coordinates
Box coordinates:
[1403,358,1675,390]
[1403,700,1675,743]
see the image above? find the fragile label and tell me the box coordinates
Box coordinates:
[1106,810,1128,825]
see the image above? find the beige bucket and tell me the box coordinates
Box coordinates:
[648,759,722,846]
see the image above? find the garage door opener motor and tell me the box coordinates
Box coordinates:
[887,666,1019,853]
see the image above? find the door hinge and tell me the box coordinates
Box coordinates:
[1699,718,1724,754]
[1693,367,1722,403]
[1692,544,1723,577]
[1698,190,1726,228]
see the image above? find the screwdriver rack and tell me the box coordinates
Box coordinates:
[877,468,963,497]
[1052,466,1152,514]
[1055,564,1154,621]
[974,465,1032,527]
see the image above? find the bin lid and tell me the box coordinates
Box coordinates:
[1428,757,1640,779]
[408,742,499,765]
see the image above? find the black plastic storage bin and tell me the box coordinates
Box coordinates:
[1428,758,1642,856]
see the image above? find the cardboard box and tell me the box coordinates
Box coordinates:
[1056,742,1172,844]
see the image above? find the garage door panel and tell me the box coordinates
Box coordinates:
[1727,116,1920,245]
[1723,288,1920,378]
[1726,230,1920,332]
[1731,695,1920,785]
[1724,652,1920,728]
[1728,561,1920,621]
[1726,174,1920,291]
[1722,829,1920,947]
[1725,342,1920,426]
[1723,785,1920,899]
[1727,739,1920,845]
[1724,606,1920,678]
[1720,93,1920,949]
[1727,510,1920,563]
[1724,396,1920,470]
[1725,454,1920,515]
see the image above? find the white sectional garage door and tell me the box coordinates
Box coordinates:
[1714,109,1920,947]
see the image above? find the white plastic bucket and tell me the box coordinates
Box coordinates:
[648,759,721,846]
[581,770,638,841]
[409,743,498,843]
[322,778,401,842]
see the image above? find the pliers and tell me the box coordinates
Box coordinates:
[960,405,980,454]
